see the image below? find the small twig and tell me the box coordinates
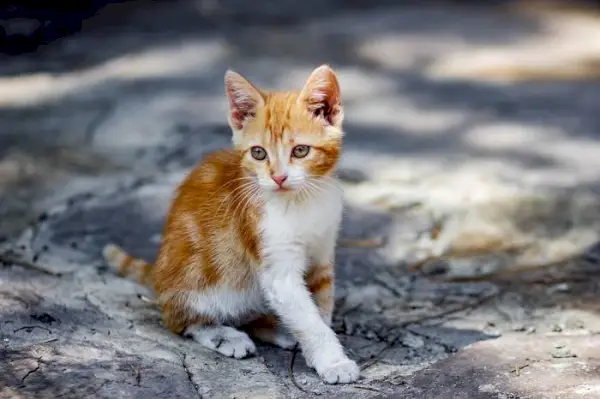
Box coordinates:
[339,237,384,248]
[510,363,530,376]
[360,338,401,371]
[0,254,62,276]
[360,290,501,370]
[288,344,318,394]
[353,385,383,393]
[20,356,42,387]
[13,326,52,334]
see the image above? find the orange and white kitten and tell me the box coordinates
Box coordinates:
[103,65,359,384]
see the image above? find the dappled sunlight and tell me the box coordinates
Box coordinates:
[0,39,229,107]
[341,150,527,210]
[1,1,599,396]
[346,95,469,133]
[425,7,600,82]
[353,4,600,82]
[463,122,600,186]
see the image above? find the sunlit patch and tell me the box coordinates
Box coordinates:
[0,39,228,107]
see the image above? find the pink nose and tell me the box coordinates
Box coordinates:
[272,174,288,187]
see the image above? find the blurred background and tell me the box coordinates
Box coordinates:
[1,0,600,397]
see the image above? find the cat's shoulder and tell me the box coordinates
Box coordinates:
[186,149,242,184]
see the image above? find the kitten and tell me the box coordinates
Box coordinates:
[103,65,359,384]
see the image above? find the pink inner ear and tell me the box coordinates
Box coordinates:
[229,98,256,130]
[306,88,341,126]
[228,89,258,130]
[302,68,342,126]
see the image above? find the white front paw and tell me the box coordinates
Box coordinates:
[316,358,360,384]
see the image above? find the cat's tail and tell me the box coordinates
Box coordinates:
[102,244,152,286]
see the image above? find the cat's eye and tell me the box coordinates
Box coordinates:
[250,146,267,161]
[292,145,310,159]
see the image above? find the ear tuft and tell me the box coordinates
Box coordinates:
[224,70,264,130]
[299,64,343,127]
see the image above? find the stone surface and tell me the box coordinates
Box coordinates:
[1,1,600,398]
[390,333,600,399]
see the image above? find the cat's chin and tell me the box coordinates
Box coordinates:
[265,186,299,197]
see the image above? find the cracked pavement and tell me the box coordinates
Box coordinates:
[1,1,600,398]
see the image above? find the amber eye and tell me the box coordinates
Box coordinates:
[250,146,267,161]
[292,145,310,159]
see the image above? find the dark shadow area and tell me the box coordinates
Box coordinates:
[0,0,545,76]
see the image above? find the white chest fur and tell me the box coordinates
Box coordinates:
[260,180,343,264]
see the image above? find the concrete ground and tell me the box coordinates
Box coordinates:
[1,1,599,398]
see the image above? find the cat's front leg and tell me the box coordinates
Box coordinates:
[259,248,359,384]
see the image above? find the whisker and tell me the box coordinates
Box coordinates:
[215,181,257,216]
[239,188,262,220]
[231,186,261,220]
[307,175,343,192]
[208,175,257,202]
[303,181,323,201]
[305,179,329,195]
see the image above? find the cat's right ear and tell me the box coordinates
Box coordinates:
[224,70,264,131]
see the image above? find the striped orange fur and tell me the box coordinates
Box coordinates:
[102,65,360,384]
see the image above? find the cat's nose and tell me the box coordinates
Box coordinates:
[272,174,288,187]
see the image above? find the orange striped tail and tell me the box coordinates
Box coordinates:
[102,244,152,286]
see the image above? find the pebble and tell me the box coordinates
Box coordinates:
[552,325,563,333]
[551,347,577,359]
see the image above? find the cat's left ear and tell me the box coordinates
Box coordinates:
[299,64,343,127]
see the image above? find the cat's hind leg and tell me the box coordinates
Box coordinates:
[243,315,297,350]
[184,324,256,358]
[160,292,256,359]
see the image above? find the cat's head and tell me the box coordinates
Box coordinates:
[224,65,344,195]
